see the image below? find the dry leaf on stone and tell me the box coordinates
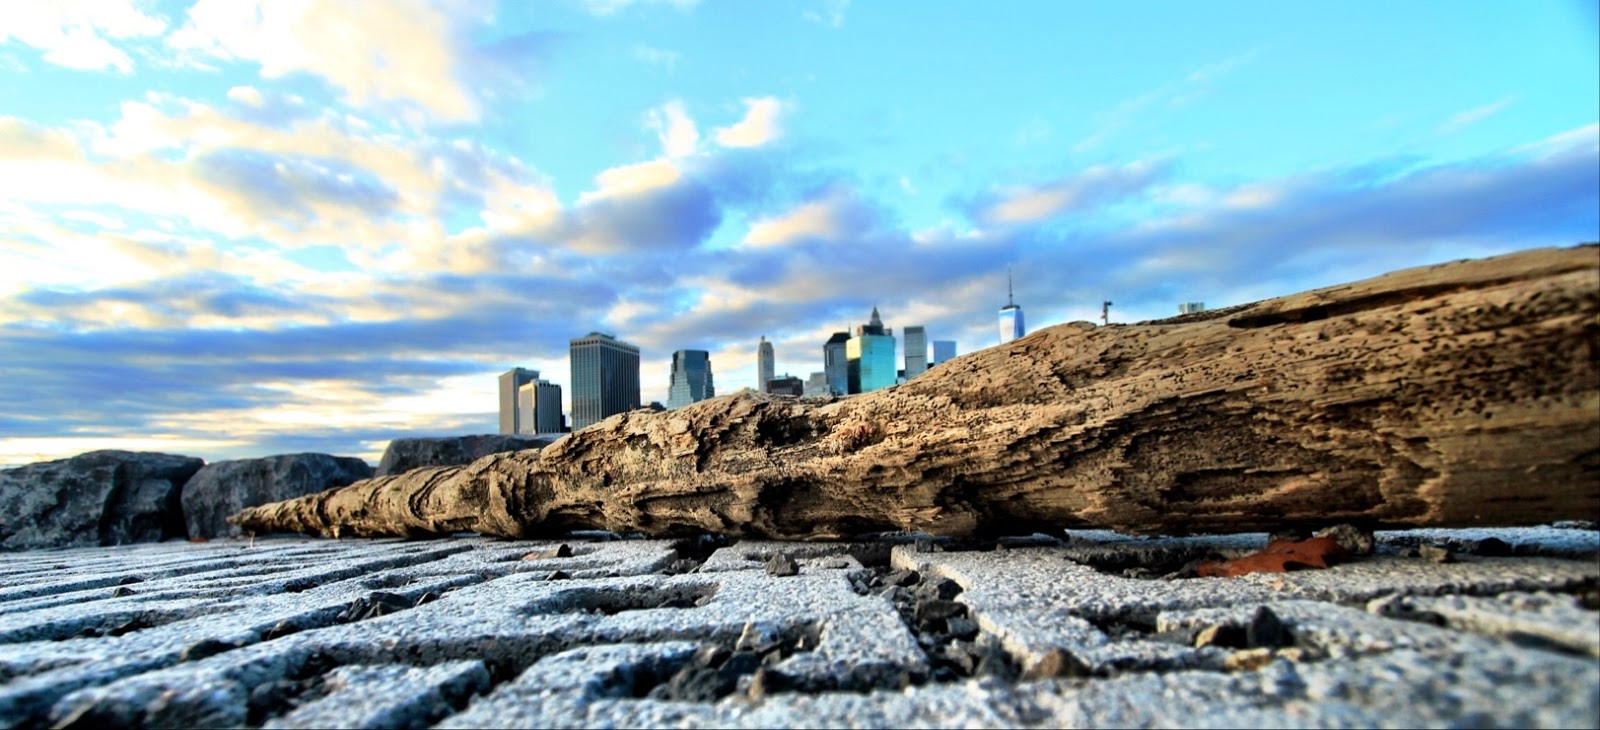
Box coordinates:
[1195,536,1346,578]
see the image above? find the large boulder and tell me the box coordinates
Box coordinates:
[375,434,560,477]
[0,450,204,551]
[182,453,372,539]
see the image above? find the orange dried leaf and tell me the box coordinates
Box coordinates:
[1195,536,1345,578]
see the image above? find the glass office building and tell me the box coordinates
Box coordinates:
[518,379,564,434]
[903,325,928,379]
[666,349,715,409]
[847,334,896,393]
[998,267,1026,344]
[569,332,641,431]
[932,340,957,365]
[823,332,850,395]
[498,367,539,434]
[847,307,897,394]
[998,304,1025,344]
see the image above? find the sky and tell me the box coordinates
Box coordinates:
[1,0,1596,468]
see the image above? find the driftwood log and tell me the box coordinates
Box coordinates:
[233,245,1599,540]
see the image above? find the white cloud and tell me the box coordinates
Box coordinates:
[0,98,487,273]
[633,44,679,70]
[1149,183,1218,208]
[646,100,699,159]
[1438,96,1517,135]
[583,0,699,15]
[226,85,264,107]
[1077,49,1262,151]
[1220,182,1283,210]
[0,437,252,469]
[167,0,477,120]
[580,159,685,204]
[743,189,867,247]
[714,97,784,148]
[60,209,127,229]
[1511,122,1600,159]
[803,0,850,27]
[981,160,1165,225]
[0,116,83,161]
[0,0,167,72]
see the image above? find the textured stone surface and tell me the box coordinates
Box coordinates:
[0,524,1594,728]
[374,435,559,478]
[234,245,1600,541]
[0,450,203,551]
[182,454,374,539]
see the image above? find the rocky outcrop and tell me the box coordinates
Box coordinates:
[233,245,1600,541]
[182,454,373,539]
[0,451,204,550]
[375,434,561,477]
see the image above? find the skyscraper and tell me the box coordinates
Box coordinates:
[932,340,957,366]
[903,325,928,380]
[823,332,850,395]
[756,336,775,394]
[1178,301,1206,315]
[498,367,539,435]
[518,378,564,434]
[998,267,1026,344]
[847,307,897,394]
[666,349,715,409]
[569,332,641,431]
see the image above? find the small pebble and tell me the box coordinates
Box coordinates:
[1419,544,1455,563]
[765,553,799,577]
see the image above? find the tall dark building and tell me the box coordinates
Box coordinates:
[569,332,641,431]
[498,367,539,435]
[666,349,715,409]
[766,374,804,396]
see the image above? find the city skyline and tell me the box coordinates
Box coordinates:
[1,2,1594,466]
[509,306,947,425]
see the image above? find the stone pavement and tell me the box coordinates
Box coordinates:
[0,525,1595,729]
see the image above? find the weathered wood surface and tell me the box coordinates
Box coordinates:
[233,245,1600,540]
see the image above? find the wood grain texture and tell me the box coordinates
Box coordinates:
[233,245,1600,539]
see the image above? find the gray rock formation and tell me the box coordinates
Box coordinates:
[375,434,560,478]
[0,450,203,551]
[182,454,373,539]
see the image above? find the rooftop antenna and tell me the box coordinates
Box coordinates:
[1102,300,1113,326]
[1007,265,1015,306]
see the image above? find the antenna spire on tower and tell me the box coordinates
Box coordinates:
[1007,265,1014,306]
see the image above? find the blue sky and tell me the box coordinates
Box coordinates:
[1,0,1596,467]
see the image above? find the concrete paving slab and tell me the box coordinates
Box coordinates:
[0,524,1594,728]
